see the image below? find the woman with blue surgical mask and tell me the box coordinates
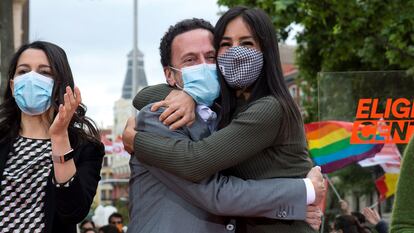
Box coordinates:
[0,41,104,233]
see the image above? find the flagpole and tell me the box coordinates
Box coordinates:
[369,201,379,209]
[320,215,325,233]
[324,174,342,201]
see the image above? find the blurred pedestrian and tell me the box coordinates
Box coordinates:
[83,229,98,233]
[80,219,96,232]
[351,211,374,233]
[108,212,124,233]
[333,215,370,233]
[362,207,388,233]
[99,225,119,233]
[339,200,352,215]
[334,200,374,233]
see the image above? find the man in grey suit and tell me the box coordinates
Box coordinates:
[125,18,325,233]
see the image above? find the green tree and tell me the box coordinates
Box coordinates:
[217,0,414,122]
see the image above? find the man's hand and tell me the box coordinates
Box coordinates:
[122,117,137,154]
[362,207,381,225]
[150,90,196,130]
[306,205,322,231]
[306,166,326,205]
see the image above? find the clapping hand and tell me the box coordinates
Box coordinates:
[49,86,81,136]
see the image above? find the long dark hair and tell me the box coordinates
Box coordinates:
[0,41,100,147]
[215,6,303,138]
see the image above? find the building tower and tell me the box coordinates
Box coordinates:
[113,49,148,138]
[121,49,148,99]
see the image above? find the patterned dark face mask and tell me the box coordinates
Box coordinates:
[217,46,263,89]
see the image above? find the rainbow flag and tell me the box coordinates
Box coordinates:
[305,121,384,173]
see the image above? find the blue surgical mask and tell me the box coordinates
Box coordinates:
[170,63,220,106]
[13,71,54,115]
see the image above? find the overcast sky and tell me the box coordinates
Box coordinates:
[29,0,225,128]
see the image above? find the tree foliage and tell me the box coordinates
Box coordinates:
[217,0,414,122]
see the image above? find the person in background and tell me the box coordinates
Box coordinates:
[99,225,119,233]
[108,212,124,233]
[351,211,373,233]
[390,135,414,232]
[80,219,96,233]
[83,228,98,233]
[362,207,388,233]
[339,200,352,215]
[339,199,387,233]
[333,215,369,233]
[0,41,104,233]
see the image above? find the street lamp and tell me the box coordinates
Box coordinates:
[132,0,138,99]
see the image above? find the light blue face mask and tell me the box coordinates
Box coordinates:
[170,63,220,106]
[13,71,54,115]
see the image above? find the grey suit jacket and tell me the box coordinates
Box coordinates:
[127,105,307,233]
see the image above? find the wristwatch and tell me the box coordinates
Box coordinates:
[52,148,75,163]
